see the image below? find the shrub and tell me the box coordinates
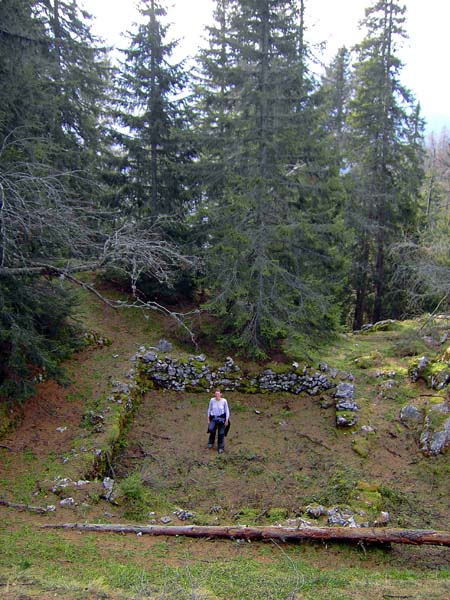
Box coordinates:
[0,276,82,401]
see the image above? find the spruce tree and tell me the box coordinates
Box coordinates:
[196,0,342,356]
[113,0,193,218]
[0,1,111,399]
[346,0,424,328]
[37,0,110,185]
[320,46,352,168]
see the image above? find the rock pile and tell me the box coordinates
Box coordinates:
[135,351,336,396]
[409,354,450,390]
[334,382,359,427]
[420,402,450,456]
[400,401,450,455]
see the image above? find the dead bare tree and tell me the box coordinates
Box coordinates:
[0,133,200,340]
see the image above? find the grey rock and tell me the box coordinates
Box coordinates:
[51,477,72,494]
[327,507,357,528]
[360,425,376,433]
[420,403,450,455]
[157,339,173,352]
[263,369,275,376]
[307,386,320,396]
[336,413,358,427]
[418,356,430,370]
[102,477,115,502]
[175,509,194,521]
[160,516,172,524]
[305,505,326,518]
[59,497,76,508]
[400,405,423,427]
[381,379,396,390]
[76,480,90,487]
[336,398,359,412]
[339,372,355,382]
[430,369,450,390]
[410,356,430,383]
[320,397,334,409]
[334,382,355,400]
[373,511,390,526]
[142,351,158,363]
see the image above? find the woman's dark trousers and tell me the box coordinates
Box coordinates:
[208,420,225,450]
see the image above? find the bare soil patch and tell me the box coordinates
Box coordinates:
[114,388,449,531]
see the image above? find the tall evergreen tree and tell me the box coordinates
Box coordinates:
[0,1,114,399]
[0,1,49,147]
[37,0,110,186]
[196,0,342,356]
[320,46,352,168]
[346,0,424,328]
[113,0,193,217]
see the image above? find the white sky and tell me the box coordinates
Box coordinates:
[82,0,449,134]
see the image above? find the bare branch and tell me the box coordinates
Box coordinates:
[0,135,200,345]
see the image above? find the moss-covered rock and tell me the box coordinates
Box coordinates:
[351,437,370,458]
[354,352,381,369]
[420,401,450,455]
[360,319,397,333]
[336,410,358,428]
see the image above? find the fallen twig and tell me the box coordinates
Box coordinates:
[105,451,116,479]
[286,430,332,450]
[0,444,14,452]
[142,431,171,440]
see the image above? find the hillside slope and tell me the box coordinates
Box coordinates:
[0,290,449,600]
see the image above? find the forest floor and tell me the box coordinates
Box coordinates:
[0,286,449,599]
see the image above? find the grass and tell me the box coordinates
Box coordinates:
[1,289,450,599]
[0,522,448,599]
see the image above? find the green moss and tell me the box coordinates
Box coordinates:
[232,400,248,412]
[353,352,382,369]
[426,406,449,430]
[238,383,258,393]
[350,482,383,517]
[234,507,261,524]
[185,384,206,393]
[351,438,370,458]
[0,402,21,440]
[267,507,289,522]
[336,410,358,427]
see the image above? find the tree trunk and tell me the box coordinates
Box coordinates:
[372,228,385,323]
[40,523,450,547]
[353,236,370,330]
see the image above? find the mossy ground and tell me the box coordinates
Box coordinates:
[0,293,449,599]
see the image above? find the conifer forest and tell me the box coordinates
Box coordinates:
[1,0,449,398]
[1,3,450,598]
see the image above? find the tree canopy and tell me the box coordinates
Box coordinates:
[1,0,443,397]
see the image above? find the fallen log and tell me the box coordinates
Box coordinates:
[0,499,49,514]
[40,523,450,546]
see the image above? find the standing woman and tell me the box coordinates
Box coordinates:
[207,389,230,453]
